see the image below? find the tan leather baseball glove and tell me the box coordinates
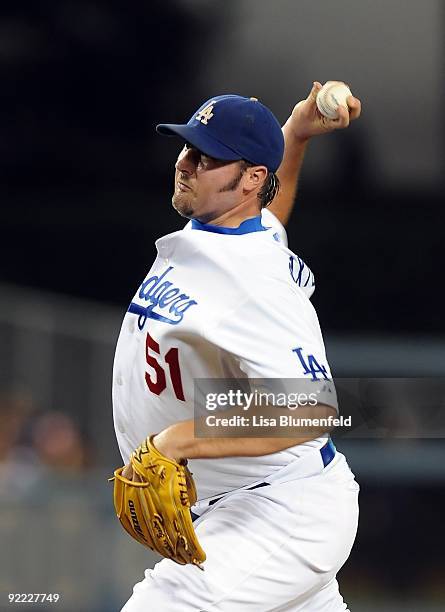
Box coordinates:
[110,436,206,568]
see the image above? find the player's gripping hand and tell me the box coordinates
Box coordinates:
[110,436,206,568]
[289,81,361,141]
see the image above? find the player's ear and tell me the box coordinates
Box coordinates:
[243,165,268,192]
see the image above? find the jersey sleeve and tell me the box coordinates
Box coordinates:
[204,280,337,410]
[261,208,288,247]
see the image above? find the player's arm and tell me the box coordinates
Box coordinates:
[268,82,361,226]
[151,403,336,462]
[121,402,337,475]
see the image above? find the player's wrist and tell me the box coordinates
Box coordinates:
[152,428,184,463]
[284,116,312,145]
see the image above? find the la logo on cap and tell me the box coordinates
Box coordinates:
[195,101,216,125]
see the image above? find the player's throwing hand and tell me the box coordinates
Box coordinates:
[289,81,361,141]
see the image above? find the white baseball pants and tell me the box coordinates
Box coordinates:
[121,451,359,611]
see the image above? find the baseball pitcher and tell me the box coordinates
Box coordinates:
[111,83,362,611]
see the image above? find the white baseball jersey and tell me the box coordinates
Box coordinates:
[113,208,335,499]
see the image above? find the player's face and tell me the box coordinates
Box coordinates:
[172,144,247,223]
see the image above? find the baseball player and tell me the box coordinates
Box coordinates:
[112,83,362,611]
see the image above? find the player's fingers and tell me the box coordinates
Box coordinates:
[332,105,350,129]
[306,81,322,108]
[292,82,322,119]
[309,81,323,100]
[347,96,362,120]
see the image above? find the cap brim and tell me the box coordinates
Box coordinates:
[156,123,242,162]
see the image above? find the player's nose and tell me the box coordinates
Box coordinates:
[175,147,197,175]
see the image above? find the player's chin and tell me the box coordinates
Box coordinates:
[172,194,194,219]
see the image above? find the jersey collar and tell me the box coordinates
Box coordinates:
[191,215,267,235]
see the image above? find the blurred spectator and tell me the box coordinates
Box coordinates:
[0,390,92,500]
[32,411,88,471]
[0,390,41,498]
[0,390,34,460]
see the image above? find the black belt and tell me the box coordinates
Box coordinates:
[191,439,336,521]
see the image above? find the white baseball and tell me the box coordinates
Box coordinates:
[316,81,352,119]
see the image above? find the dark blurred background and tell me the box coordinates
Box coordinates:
[1,0,443,333]
[0,1,444,611]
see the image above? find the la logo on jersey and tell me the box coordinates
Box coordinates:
[293,347,329,381]
[129,266,198,329]
[195,101,216,125]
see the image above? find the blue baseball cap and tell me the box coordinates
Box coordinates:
[156,94,284,172]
